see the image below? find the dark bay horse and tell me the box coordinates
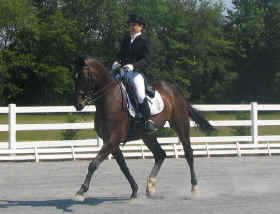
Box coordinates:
[74,57,214,201]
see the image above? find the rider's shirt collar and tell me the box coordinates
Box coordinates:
[130,32,142,44]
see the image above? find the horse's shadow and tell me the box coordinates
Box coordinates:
[0,196,129,212]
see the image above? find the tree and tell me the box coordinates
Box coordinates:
[128,0,236,103]
[0,0,83,105]
[227,0,280,103]
[0,0,33,105]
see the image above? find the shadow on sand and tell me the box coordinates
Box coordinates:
[0,196,129,212]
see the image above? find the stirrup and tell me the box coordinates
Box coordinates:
[144,120,158,134]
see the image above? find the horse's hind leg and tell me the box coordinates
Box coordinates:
[142,135,166,197]
[169,116,199,197]
[112,148,138,199]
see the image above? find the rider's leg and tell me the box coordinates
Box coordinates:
[128,72,158,134]
[125,71,143,119]
[129,72,145,103]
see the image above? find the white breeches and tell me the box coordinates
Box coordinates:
[123,71,146,104]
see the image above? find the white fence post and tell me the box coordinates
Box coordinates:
[250,102,258,145]
[8,104,16,150]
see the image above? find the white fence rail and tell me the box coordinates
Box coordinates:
[0,102,280,161]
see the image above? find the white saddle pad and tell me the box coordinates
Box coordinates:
[121,83,164,118]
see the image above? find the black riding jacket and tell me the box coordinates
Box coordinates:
[117,34,152,73]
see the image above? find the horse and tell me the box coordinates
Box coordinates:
[73,57,214,201]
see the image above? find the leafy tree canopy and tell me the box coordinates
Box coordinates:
[0,0,279,105]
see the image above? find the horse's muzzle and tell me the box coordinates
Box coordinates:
[75,92,86,111]
[76,104,85,111]
[75,103,85,111]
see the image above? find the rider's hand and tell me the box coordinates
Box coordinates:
[122,64,134,72]
[112,61,121,71]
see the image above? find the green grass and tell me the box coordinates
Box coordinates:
[0,112,280,142]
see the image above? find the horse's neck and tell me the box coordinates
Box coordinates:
[96,71,114,89]
[94,73,119,106]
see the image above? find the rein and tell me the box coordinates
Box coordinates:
[84,78,118,105]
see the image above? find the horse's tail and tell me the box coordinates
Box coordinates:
[188,104,215,133]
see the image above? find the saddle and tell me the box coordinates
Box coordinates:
[124,74,154,113]
[145,78,155,98]
[116,76,164,119]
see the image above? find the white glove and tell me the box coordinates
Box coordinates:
[112,61,121,71]
[122,64,134,72]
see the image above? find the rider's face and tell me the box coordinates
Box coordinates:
[129,22,143,35]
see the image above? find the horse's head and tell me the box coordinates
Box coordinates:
[74,57,110,111]
[74,57,97,111]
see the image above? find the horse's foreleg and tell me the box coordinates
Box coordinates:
[112,148,138,199]
[142,136,166,197]
[74,158,101,201]
[74,142,116,202]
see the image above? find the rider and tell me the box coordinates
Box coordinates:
[111,14,157,134]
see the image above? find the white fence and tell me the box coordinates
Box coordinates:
[1,103,280,162]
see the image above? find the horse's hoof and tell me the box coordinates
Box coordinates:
[146,191,156,198]
[191,185,200,199]
[130,192,137,200]
[146,177,156,197]
[73,194,85,202]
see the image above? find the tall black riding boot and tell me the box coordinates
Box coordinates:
[140,98,158,134]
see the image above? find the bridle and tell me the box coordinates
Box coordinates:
[76,62,118,105]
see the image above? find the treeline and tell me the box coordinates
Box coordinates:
[0,0,280,106]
